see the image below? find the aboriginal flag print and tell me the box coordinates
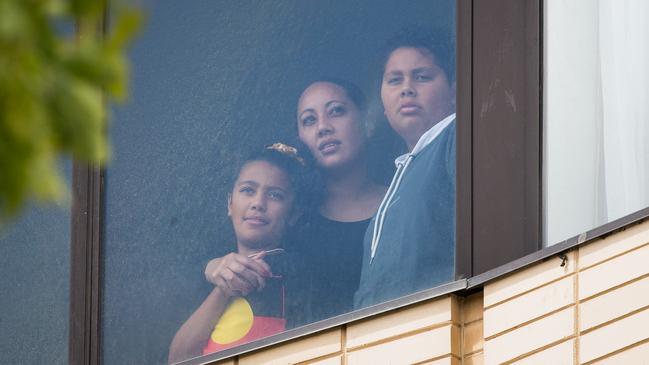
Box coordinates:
[203,277,286,354]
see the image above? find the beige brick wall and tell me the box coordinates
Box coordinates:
[210,295,462,365]
[460,292,484,365]
[483,220,649,365]
[208,220,649,365]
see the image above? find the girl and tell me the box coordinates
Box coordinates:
[168,143,307,363]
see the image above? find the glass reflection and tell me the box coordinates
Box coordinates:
[0,164,70,364]
[101,1,456,364]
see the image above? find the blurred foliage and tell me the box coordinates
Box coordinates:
[0,0,141,220]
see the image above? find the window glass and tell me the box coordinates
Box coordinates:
[102,1,456,364]
[544,0,649,245]
[0,164,71,364]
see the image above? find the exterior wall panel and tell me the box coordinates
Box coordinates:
[207,221,649,365]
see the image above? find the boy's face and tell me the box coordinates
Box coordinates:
[228,160,295,251]
[381,47,455,151]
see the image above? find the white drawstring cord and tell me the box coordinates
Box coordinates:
[370,154,413,263]
[370,163,401,262]
[368,114,455,264]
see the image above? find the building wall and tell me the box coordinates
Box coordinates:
[484,219,649,365]
[210,220,649,365]
[230,295,463,365]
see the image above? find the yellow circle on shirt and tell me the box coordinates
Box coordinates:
[210,297,254,344]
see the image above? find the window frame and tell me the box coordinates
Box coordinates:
[70,162,103,365]
[67,1,649,364]
[466,0,542,276]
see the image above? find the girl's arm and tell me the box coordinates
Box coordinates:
[168,286,230,363]
[168,253,272,363]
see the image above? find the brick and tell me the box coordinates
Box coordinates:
[580,274,649,331]
[484,251,575,307]
[463,292,484,324]
[464,320,483,355]
[590,340,649,365]
[579,220,649,269]
[580,308,649,364]
[579,243,649,300]
[484,276,574,337]
[451,295,460,325]
[483,308,574,365]
[510,339,573,365]
[238,329,341,365]
[213,360,236,365]
[346,325,458,365]
[346,296,454,349]
[464,352,483,365]
[418,356,460,365]
[308,356,341,365]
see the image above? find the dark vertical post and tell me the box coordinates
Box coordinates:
[70,164,103,365]
[456,0,474,279]
[471,0,541,274]
[69,4,108,364]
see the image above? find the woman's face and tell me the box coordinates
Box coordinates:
[297,82,366,171]
[228,160,295,250]
[381,47,455,150]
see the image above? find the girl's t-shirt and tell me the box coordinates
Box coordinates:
[202,255,287,355]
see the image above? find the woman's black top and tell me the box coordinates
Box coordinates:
[287,214,370,325]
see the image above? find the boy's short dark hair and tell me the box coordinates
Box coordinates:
[382,26,455,83]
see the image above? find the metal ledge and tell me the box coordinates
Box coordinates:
[468,206,649,288]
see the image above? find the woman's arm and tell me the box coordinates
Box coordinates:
[205,253,271,287]
[168,253,272,363]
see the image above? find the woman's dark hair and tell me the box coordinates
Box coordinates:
[233,144,321,214]
[298,77,367,114]
[382,25,455,83]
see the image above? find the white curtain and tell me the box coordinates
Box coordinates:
[544,0,649,245]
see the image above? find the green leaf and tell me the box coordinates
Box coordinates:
[0,0,142,220]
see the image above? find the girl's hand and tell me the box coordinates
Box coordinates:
[204,253,272,298]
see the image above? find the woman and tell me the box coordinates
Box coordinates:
[168,144,308,363]
[292,79,387,321]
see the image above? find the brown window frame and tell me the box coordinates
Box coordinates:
[69,1,539,363]
[460,0,542,277]
[70,163,103,365]
[67,1,649,364]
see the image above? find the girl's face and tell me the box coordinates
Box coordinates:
[228,160,296,250]
[297,82,367,171]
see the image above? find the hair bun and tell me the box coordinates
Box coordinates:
[265,142,305,166]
